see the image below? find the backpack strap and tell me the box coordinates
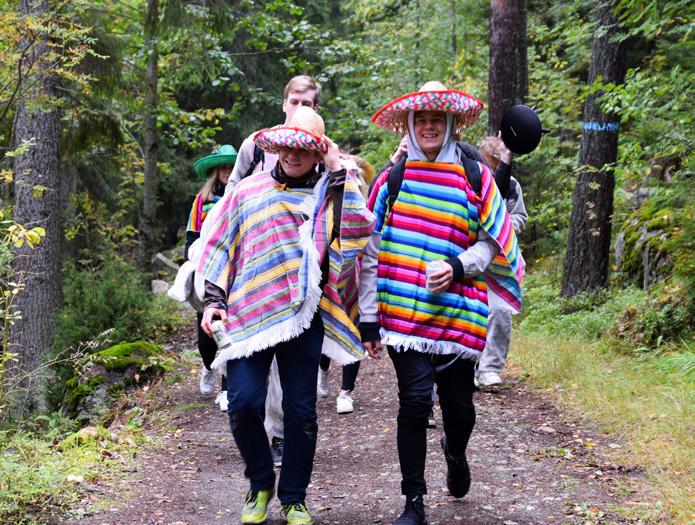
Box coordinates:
[242,144,265,179]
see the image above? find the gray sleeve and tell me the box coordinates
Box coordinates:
[358,230,382,323]
[506,178,528,234]
[457,228,500,277]
[227,135,254,192]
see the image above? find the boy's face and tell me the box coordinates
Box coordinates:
[413,110,447,159]
[278,148,319,178]
[282,89,318,122]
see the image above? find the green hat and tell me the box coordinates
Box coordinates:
[193,144,238,177]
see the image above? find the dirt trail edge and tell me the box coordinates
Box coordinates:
[68,338,657,525]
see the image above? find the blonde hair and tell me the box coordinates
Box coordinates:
[199,167,223,202]
[479,136,503,170]
[284,75,321,105]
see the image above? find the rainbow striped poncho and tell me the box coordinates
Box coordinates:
[369,160,524,358]
[198,169,375,368]
[187,192,222,233]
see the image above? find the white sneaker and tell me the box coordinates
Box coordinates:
[317,368,330,398]
[477,371,503,388]
[336,389,354,414]
[215,391,228,412]
[199,365,216,396]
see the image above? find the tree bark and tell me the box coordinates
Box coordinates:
[561,1,626,297]
[138,0,159,271]
[10,0,63,412]
[488,0,528,134]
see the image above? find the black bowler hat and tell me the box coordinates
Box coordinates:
[500,105,547,155]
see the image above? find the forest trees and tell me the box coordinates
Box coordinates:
[562,1,626,296]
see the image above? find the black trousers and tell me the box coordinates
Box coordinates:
[388,348,476,496]
[196,312,226,390]
[319,354,361,391]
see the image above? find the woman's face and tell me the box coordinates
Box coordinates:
[413,110,447,160]
[278,148,319,178]
[215,165,234,185]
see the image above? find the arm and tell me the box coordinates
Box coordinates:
[506,178,528,234]
[227,135,255,191]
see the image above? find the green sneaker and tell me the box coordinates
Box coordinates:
[282,502,313,524]
[240,488,273,524]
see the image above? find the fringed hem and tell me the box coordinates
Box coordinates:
[320,335,364,365]
[212,213,324,371]
[380,330,482,362]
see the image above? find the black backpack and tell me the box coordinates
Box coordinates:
[383,142,484,212]
[242,145,265,179]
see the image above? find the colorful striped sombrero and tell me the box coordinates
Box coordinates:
[372,81,484,134]
[253,106,327,154]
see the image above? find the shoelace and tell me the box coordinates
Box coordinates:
[285,502,306,514]
[245,490,259,507]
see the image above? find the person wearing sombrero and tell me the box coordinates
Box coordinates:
[359,81,525,525]
[198,106,374,525]
[184,144,237,402]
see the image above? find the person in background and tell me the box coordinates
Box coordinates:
[317,155,375,414]
[360,81,524,525]
[199,107,374,525]
[185,144,237,406]
[476,135,528,388]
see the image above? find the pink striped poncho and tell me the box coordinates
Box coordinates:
[198,168,375,368]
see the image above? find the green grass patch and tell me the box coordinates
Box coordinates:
[0,417,148,524]
[511,333,694,523]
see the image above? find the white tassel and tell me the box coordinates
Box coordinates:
[381,330,482,362]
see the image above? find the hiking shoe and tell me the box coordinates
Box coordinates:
[282,502,313,524]
[199,365,216,396]
[240,488,274,524]
[394,494,427,525]
[317,367,330,397]
[440,435,470,498]
[426,408,436,429]
[215,390,228,412]
[271,436,284,467]
[477,371,503,388]
[336,389,354,414]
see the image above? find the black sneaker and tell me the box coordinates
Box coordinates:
[271,436,283,467]
[394,494,427,525]
[440,435,470,498]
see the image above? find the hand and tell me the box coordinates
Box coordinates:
[428,262,454,293]
[390,136,408,164]
[363,340,384,359]
[201,307,227,337]
[321,135,342,172]
[497,131,513,165]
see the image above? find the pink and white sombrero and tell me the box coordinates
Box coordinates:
[372,81,484,134]
[253,106,328,154]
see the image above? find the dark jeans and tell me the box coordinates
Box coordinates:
[388,348,476,496]
[319,355,361,391]
[196,312,226,390]
[226,314,324,504]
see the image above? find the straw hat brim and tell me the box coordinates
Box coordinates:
[253,127,327,154]
[193,152,238,178]
[372,89,484,134]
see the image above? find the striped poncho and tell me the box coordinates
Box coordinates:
[369,160,524,358]
[187,192,222,233]
[198,168,375,368]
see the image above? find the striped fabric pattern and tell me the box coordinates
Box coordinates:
[368,160,524,358]
[186,193,222,233]
[198,169,374,368]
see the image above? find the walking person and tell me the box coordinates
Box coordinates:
[184,144,237,406]
[476,136,528,388]
[199,107,374,525]
[226,75,321,465]
[359,81,525,525]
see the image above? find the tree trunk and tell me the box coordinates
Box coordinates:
[138,0,159,271]
[488,0,528,134]
[9,0,63,412]
[561,1,626,297]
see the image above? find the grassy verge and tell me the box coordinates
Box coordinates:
[510,269,694,523]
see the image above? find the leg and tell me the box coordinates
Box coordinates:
[436,358,476,458]
[341,361,360,391]
[226,350,276,492]
[274,313,324,505]
[319,354,331,372]
[196,312,217,369]
[478,308,512,373]
[388,348,435,497]
[264,357,284,439]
